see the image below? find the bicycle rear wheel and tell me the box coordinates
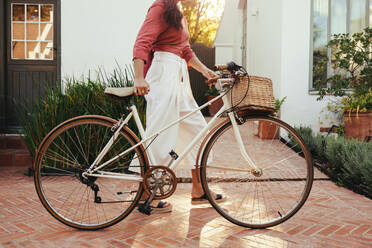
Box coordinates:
[200,115,313,228]
[34,115,147,230]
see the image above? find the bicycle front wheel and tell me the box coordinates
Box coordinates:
[34,115,147,230]
[200,115,313,228]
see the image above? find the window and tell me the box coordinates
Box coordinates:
[11,3,54,60]
[311,0,371,89]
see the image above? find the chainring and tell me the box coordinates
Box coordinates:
[143,166,177,200]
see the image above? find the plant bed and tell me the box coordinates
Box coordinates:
[20,66,146,167]
[314,28,372,141]
[293,126,372,199]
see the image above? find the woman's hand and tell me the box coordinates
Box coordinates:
[188,56,218,81]
[133,59,150,95]
[134,77,150,95]
[201,68,218,80]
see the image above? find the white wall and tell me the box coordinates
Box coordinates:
[61,0,153,79]
[280,0,330,131]
[214,0,242,65]
[245,0,283,98]
[216,0,334,132]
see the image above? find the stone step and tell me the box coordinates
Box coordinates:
[0,135,29,150]
[0,149,32,167]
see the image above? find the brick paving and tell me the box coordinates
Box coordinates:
[0,166,371,248]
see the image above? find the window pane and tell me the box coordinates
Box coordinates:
[27,5,39,21]
[41,5,53,22]
[313,0,329,85]
[40,42,53,59]
[370,0,372,27]
[12,41,25,59]
[313,0,328,49]
[331,0,347,35]
[26,23,39,40]
[26,42,39,59]
[12,4,25,21]
[350,0,366,33]
[12,23,25,40]
[40,23,53,40]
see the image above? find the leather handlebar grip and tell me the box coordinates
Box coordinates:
[213,65,228,71]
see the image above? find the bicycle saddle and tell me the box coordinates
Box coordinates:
[104,87,134,98]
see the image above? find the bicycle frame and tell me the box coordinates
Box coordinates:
[84,79,259,181]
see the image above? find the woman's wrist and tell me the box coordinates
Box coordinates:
[133,58,145,81]
[189,56,206,72]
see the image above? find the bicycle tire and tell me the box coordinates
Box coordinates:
[200,114,313,228]
[34,115,148,230]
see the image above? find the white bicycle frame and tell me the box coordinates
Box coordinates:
[84,78,259,181]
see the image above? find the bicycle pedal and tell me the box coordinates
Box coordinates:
[137,203,152,215]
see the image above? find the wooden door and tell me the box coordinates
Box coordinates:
[1,0,60,132]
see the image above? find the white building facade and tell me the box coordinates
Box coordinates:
[214,0,372,132]
[61,0,153,78]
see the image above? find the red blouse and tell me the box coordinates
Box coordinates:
[133,0,195,75]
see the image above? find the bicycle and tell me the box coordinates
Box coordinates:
[34,62,313,230]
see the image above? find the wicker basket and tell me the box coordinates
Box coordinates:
[229,75,275,113]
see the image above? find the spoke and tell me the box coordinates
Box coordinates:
[262,180,286,217]
[73,186,88,222]
[48,141,78,166]
[94,194,100,225]
[59,182,82,215]
[87,124,92,165]
[43,151,81,169]
[259,181,270,223]
[40,165,76,176]
[260,151,303,171]
[73,126,89,165]
[96,125,110,159]
[87,189,91,225]
[80,188,89,224]
[64,183,85,218]
[256,182,261,224]
[65,128,89,165]
[99,181,121,199]
[43,148,80,166]
[57,135,80,167]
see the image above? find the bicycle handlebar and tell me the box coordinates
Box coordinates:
[206,76,221,85]
[213,61,242,72]
[213,65,228,71]
[208,61,247,85]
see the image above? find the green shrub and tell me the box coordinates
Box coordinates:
[21,66,146,160]
[292,126,326,161]
[294,126,372,198]
[325,137,372,195]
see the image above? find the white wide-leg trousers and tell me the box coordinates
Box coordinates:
[142,51,207,169]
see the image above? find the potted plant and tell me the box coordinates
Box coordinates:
[205,85,223,116]
[258,97,286,139]
[314,27,372,141]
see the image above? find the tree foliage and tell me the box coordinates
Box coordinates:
[180,0,224,47]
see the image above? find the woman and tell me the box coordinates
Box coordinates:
[132,0,222,213]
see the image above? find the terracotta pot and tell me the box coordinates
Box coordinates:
[343,111,372,142]
[207,96,223,116]
[258,120,279,139]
